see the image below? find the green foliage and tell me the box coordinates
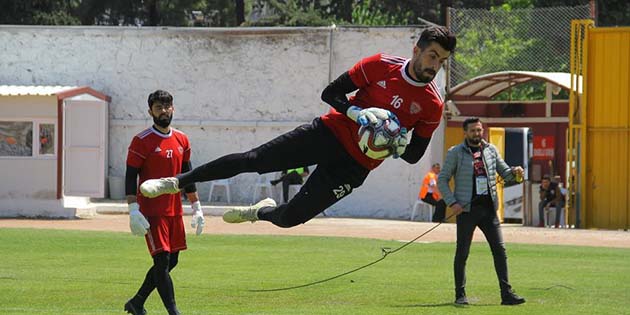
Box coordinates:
[0,0,82,25]
[493,81,546,101]
[0,0,627,27]
[32,9,82,25]
[350,0,412,26]
[452,1,585,100]
[244,0,332,26]
[453,5,536,80]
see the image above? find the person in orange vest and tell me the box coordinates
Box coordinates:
[419,163,447,222]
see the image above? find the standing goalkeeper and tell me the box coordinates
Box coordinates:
[140,26,456,229]
[124,90,205,315]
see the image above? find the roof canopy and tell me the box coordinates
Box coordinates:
[0,85,110,101]
[449,71,581,99]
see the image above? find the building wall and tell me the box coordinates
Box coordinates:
[0,26,444,219]
[0,96,65,216]
[0,95,58,117]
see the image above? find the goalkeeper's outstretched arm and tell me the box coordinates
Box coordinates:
[400,134,431,164]
[321,71,358,114]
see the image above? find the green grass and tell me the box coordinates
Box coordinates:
[1,228,629,314]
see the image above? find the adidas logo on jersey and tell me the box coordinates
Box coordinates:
[377,81,387,89]
[154,147,162,152]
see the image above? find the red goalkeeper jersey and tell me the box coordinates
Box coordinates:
[321,53,444,170]
[126,127,191,216]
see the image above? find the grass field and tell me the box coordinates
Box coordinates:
[0,228,629,315]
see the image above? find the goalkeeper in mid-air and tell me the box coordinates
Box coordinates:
[138,26,456,228]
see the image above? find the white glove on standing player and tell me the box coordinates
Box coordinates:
[392,128,409,159]
[190,201,205,236]
[128,202,150,236]
[346,106,394,126]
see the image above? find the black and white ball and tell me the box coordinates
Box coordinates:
[357,118,402,160]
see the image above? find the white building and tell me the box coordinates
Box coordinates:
[0,85,109,217]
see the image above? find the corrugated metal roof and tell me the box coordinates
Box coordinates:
[450,71,582,98]
[0,85,78,96]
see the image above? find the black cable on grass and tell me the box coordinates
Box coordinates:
[249,212,455,292]
[531,284,575,290]
[249,179,512,292]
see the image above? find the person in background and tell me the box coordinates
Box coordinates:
[438,117,526,306]
[539,174,564,228]
[270,166,311,203]
[419,163,447,222]
[124,90,205,315]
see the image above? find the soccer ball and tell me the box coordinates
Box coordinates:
[357,118,402,160]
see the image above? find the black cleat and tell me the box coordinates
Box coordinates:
[124,300,147,315]
[501,290,526,305]
[454,295,469,305]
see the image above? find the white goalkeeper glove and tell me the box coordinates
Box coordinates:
[392,128,409,159]
[346,106,394,126]
[190,201,205,236]
[128,202,149,236]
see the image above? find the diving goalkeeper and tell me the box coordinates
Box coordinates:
[140,26,456,228]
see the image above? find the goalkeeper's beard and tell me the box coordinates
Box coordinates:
[153,114,172,128]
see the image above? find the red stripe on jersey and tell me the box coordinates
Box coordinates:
[359,61,370,84]
[129,148,146,160]
[429,81,444,103]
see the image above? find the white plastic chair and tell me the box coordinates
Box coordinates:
[252,174,273,203]
[411,199,433,221]
[208,179,231,203]
[544,205,565,228]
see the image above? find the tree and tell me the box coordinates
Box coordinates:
[0,0,82,25]
[242,0,332,26]
[350,0,411,26]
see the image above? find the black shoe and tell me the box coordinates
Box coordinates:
[454,295,469,305]
[501,290,526,305]
[124,300,147,315]
[167,307,181,315]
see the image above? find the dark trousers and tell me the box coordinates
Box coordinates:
[538,200,564,227]
[275,171,304,203]
[454,205,511,297]
[133,251,179,309]
[421,193,447,222]
[177,118,370,228]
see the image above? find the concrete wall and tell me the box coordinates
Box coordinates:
[0,25,445,220]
